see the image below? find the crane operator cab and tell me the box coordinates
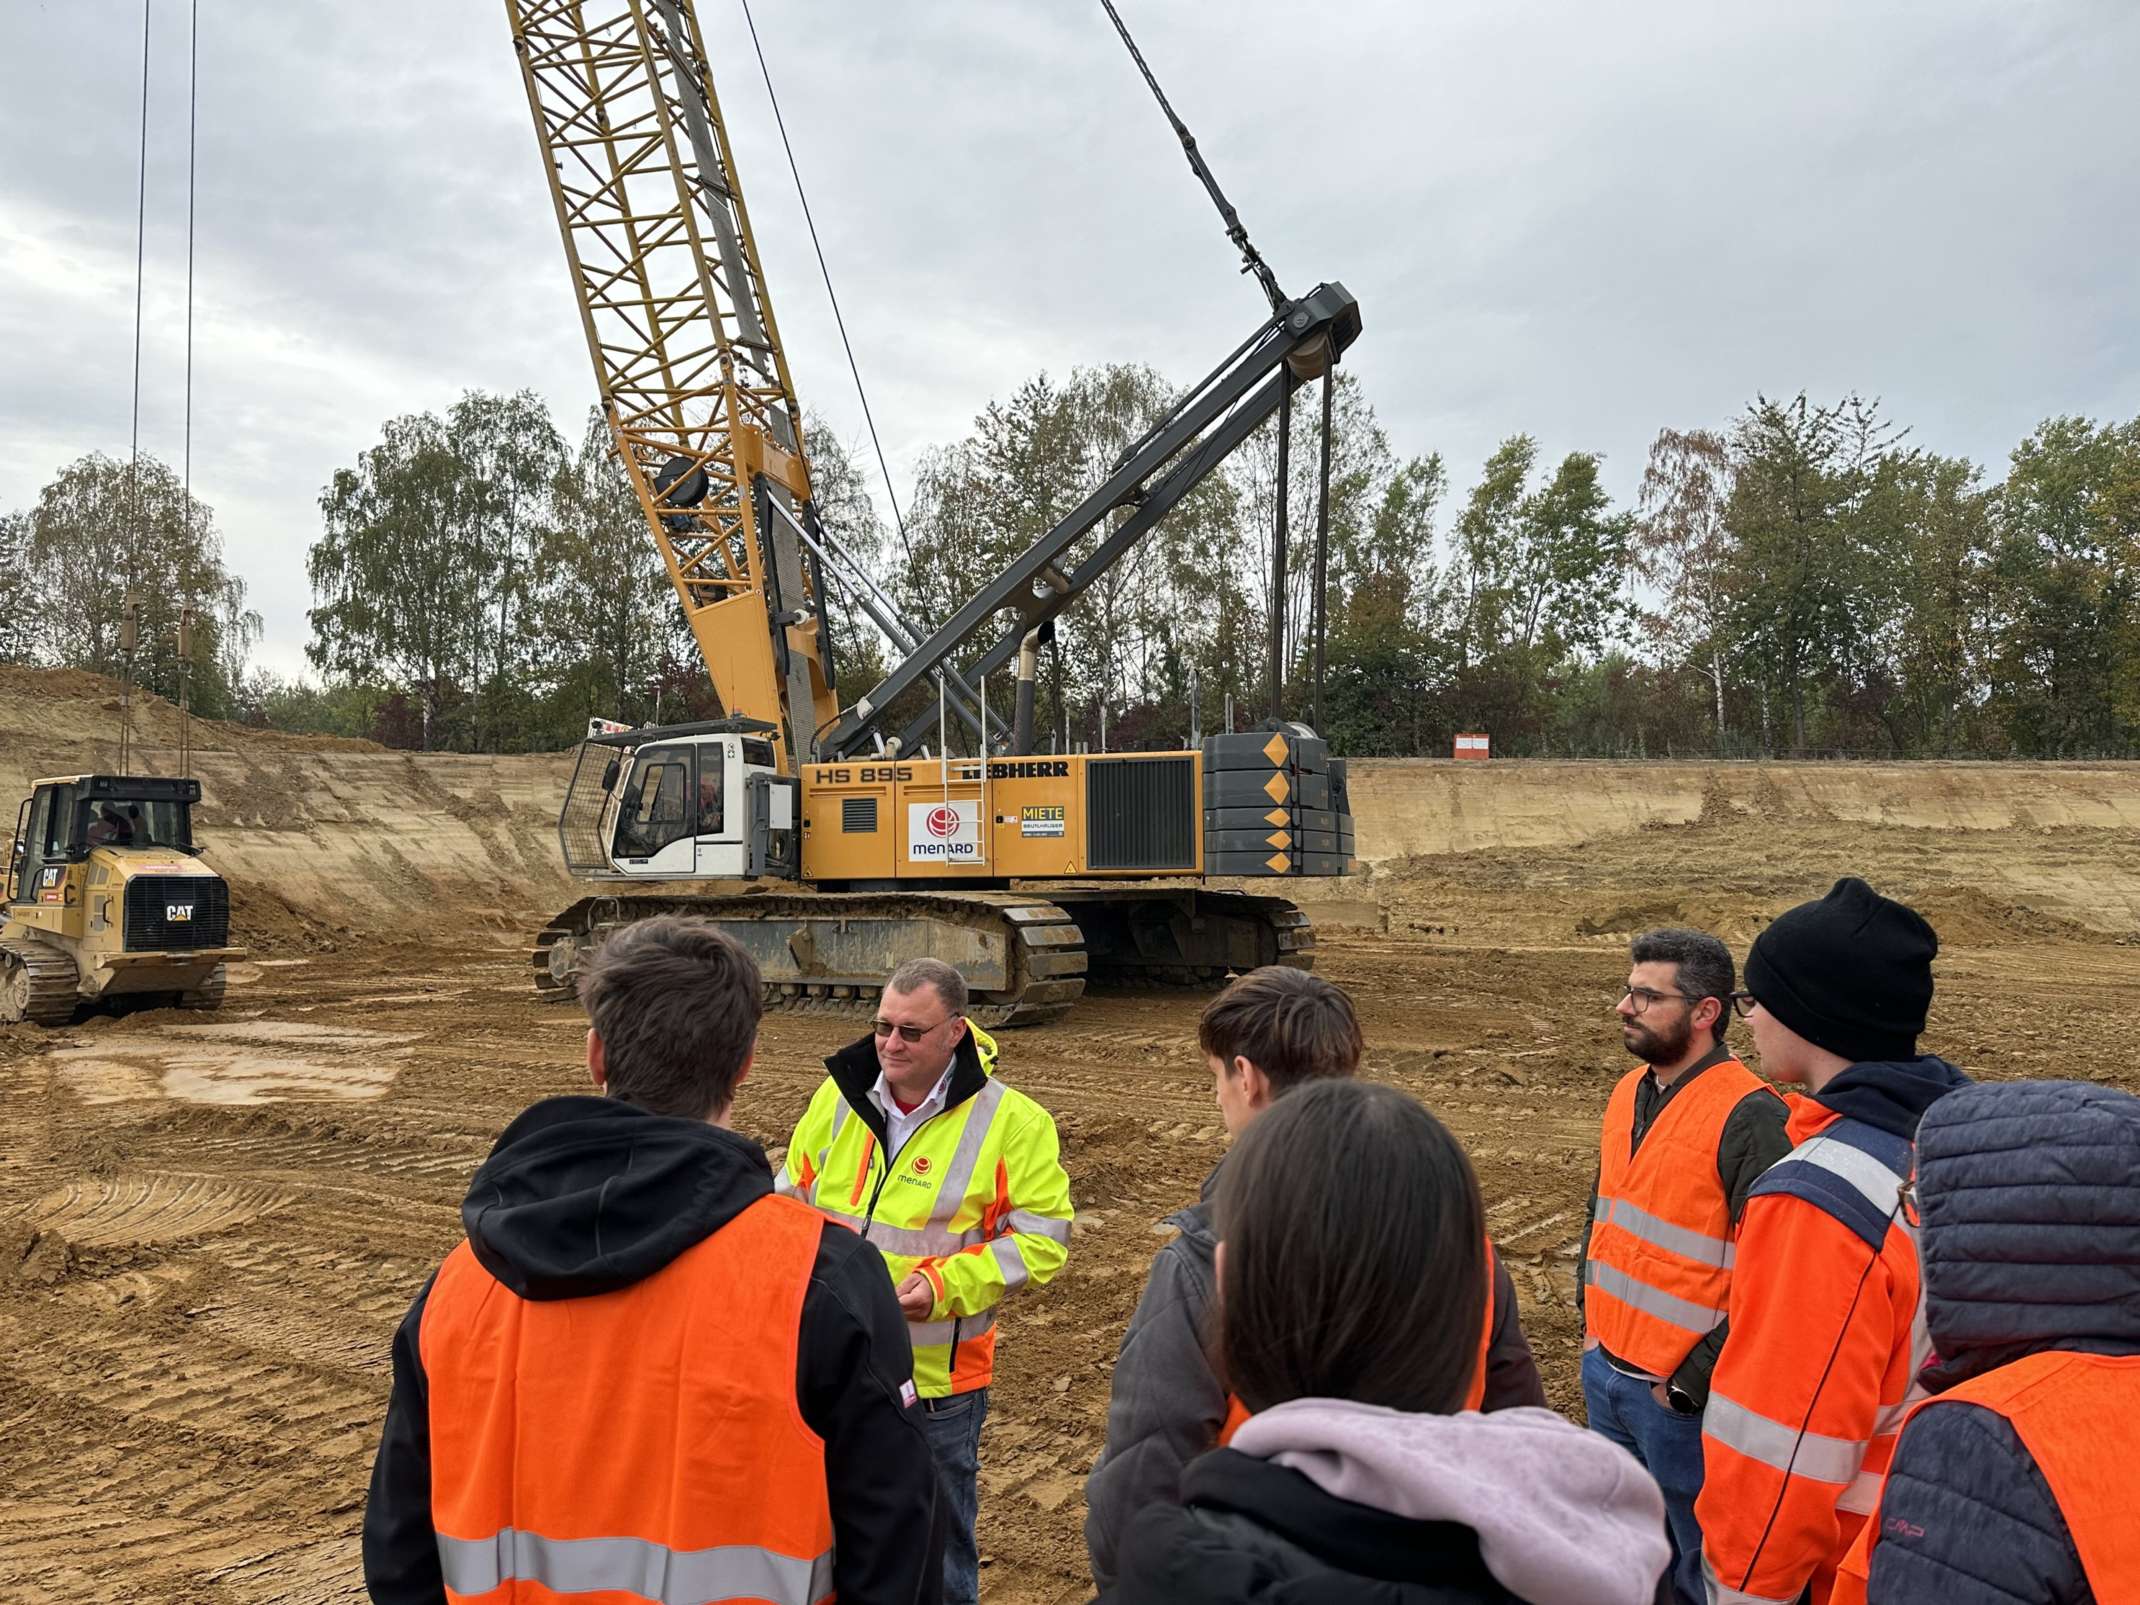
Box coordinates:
[558,718,800,882]
[2,774,245,1025]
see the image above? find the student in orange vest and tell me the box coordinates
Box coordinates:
[1696,878,1968,1605]
[1099,1079,1673,1604]
[362,916,944,1605]
[1830,1079,2140,1605]
[1581,928,1792,1605]
[1085,966,1546,1590]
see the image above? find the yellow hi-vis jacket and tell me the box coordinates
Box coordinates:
[778,1022,1074,1397]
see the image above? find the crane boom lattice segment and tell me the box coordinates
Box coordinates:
[506,0,835,767]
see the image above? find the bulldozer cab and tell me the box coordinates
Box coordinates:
[7,775,200,906]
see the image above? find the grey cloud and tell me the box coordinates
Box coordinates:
[3,0,2135,674]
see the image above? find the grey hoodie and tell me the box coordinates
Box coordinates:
[1233,1398,1671,1605]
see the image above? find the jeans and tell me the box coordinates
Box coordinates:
[921,1386,989,1605]
[1583,1345,1707,1605]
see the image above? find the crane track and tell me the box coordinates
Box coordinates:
[528,887,1319,1025]
[530,890,1088,1028]
[0,938,80,1027]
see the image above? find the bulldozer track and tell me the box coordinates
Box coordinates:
[177,964,228,1011]
[0,939,79,1027]
[530,890,1090,1028]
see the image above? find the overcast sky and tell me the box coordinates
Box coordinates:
[4,1,2135,681]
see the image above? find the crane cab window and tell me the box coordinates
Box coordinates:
[697,756,724,837]
[613,746,693,860]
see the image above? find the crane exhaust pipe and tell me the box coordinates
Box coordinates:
[1012,628,1043,755]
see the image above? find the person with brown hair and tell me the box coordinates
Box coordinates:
[1098,1079,1671,1604]
[363,916,943,1605]
[1084,966,1545,1589]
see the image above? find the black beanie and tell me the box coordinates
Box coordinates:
[1745,877,1938,1064]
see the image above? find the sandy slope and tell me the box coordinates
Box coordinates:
[4,665,2138,1603]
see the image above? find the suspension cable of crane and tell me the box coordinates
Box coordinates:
[183,0,199,530]
[735,0,914,567]
[1096,0,1287,314]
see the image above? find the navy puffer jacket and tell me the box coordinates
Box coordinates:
[1864,1079,2140,1605]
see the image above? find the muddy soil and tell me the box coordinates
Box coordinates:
[6,705,2140,1600]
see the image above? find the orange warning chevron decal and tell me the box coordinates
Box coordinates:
[1263,772,1290,804]
[1263,807,1289,826]
[1261,731,1289,766]
[1265,830,1292,850]
[1265,851,1292,874]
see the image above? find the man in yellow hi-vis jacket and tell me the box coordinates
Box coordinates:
[780,956,1073,1605]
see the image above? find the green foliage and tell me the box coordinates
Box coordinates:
[11,452,260,717]
[7,371,2122,766]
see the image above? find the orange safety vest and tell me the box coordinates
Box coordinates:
[1698,1101,1927,1605]
[420,1193,837,1605]
[1833,1350,2140,1605]
[1219,1238,1503,1444]
[1586,1056,1776,1378]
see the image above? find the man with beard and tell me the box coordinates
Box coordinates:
[1579,928,1791,1605]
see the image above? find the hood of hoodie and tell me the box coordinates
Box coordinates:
[1229,1400,1669,1605]
[1803,1055,1970,1140]
[460,1095,774,1300]
[1913,1079,2140,1387]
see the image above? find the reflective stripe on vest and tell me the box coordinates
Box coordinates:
[801,1063,1031,1396]
[437,1529,836,1605]
[1218,1237,1504,1444]
[1586,1058,1773,1377]
[1844,1351,2140,1605]
[1703,1108,1929,1605]
[421,1193,834,1605]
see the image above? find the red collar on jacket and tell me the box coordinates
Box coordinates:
[1784,1092,1840,1146]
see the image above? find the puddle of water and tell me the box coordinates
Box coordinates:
[47,1022,415,1106]
[162,1054,398,1105]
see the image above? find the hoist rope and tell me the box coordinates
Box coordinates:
[736,0,913,567]
[1097,0,1286,314]
[128,0,151,572]
[183,0,199,529]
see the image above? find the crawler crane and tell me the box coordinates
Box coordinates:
[506,0,1358,1024]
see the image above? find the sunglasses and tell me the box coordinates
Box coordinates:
[872,1016,955,1044]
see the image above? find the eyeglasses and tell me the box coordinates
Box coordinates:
[1618,984,1695,1014]
[1728,991,1761,1019]
[872,1015,955,1044]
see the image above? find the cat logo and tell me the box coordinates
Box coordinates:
[165,903,194,923]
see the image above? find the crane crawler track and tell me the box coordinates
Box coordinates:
[531,890,1088,1028]
[0,938,81,1027]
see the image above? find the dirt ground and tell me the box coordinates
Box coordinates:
[6,671,2140,1603]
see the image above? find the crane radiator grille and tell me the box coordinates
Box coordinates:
[1085,757,1197,870]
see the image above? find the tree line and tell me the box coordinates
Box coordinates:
[5,376,2136,760]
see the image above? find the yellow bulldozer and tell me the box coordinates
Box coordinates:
[1,773,243,1025]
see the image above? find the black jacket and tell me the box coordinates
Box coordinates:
[1575,1045,1793,1407]
[1084,1156,1547,1588]
[1098,1447,1523,1605]
[1863,1079,2140,1605]
[362,1095,943,1605]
